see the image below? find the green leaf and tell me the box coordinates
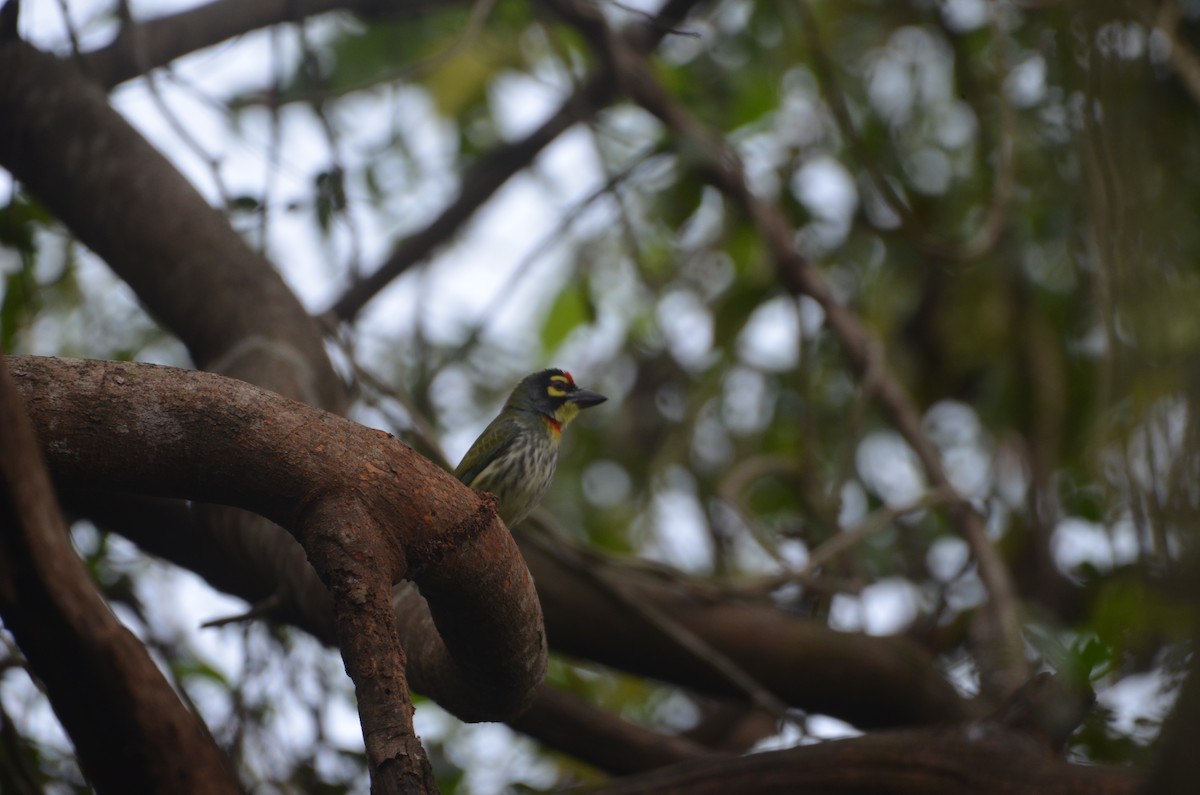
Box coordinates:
[542,280,593,354]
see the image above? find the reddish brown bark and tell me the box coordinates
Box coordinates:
[8,355,547,789]
[0,357,242,795]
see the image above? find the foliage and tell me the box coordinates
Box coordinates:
[3,0,1200,791]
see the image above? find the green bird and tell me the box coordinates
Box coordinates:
[455,369,607,527]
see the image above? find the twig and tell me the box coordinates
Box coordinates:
[800,488,961,576]
[547,0,1029,694]
[436,144,663,368]
[522,519,800,724]
[1155,0,1200,105]
[52,0,82,59]
[327,0,709,321]
[797,0,1015,262]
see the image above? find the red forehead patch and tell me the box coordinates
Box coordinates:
[562,371,575,385]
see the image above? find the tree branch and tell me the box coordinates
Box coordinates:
[9,355,548,787]
[0,356,241,795]
[0,39,340,405]
[519,535,969,729]
[511,686,713,775]
[80,0,446,89]
[580,725,1139,795]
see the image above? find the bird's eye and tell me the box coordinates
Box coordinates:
[547,373,572,398]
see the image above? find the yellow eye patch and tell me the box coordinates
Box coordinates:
[547,372,573,398]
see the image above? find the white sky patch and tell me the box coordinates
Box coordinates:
[904,147,952,195]
[452,722,560,795]
[159,573,257,678]
[1097,669,1181,745]
[938,0,990,33]
[829,579,923,635]
[923,401,992,499]
[861,578,921,634]
[690,409,735,472]
[932,101,979,150]
[838,479,869,527]
[993,439,1030,508]
[0,655,75,760]
[791,155,858,249]
[1052,517,1141,574]
[1120,397,1189,495]
[738,295,799,371]
[582,459,633,508]
[490,70,569,141]
[798,294,826,337]
[657,289,715,370]
[644,471,714,572]
[828,593,864,632]
[856,431,927,505]
[1005,54,1048,108]
[927,536,970,582]
[324,687,368,749]
[721,366,774,436]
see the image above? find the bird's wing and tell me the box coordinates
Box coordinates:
[453,414,524,487]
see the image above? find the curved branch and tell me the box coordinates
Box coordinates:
[0,357,241,794]
[8,356,547,780]
[66,491,727,776]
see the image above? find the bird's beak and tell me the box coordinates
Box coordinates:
[569,388,607,409]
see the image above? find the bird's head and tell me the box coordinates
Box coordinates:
[508,369,607,434]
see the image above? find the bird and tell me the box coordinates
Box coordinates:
[455,369,606,527]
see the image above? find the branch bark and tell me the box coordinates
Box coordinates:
[510,686,713,775]
[580,725,1140,795]
[8,356,548,788]
[0,38,339,406]
[520,536,969,728]
[0,356,242,795]
[81,0,446,89]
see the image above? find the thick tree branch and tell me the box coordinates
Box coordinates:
[71,486,968,775]
[582,673,1126,794]
[78,482,967,731]
[511,686,714,775]
[80,0,445,89]
[0,39,340,406]
[9,356,548,786]
[580,725,1139,795]
[0,356,241,795]
[1,29,357,740]
[520,536,969,729]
